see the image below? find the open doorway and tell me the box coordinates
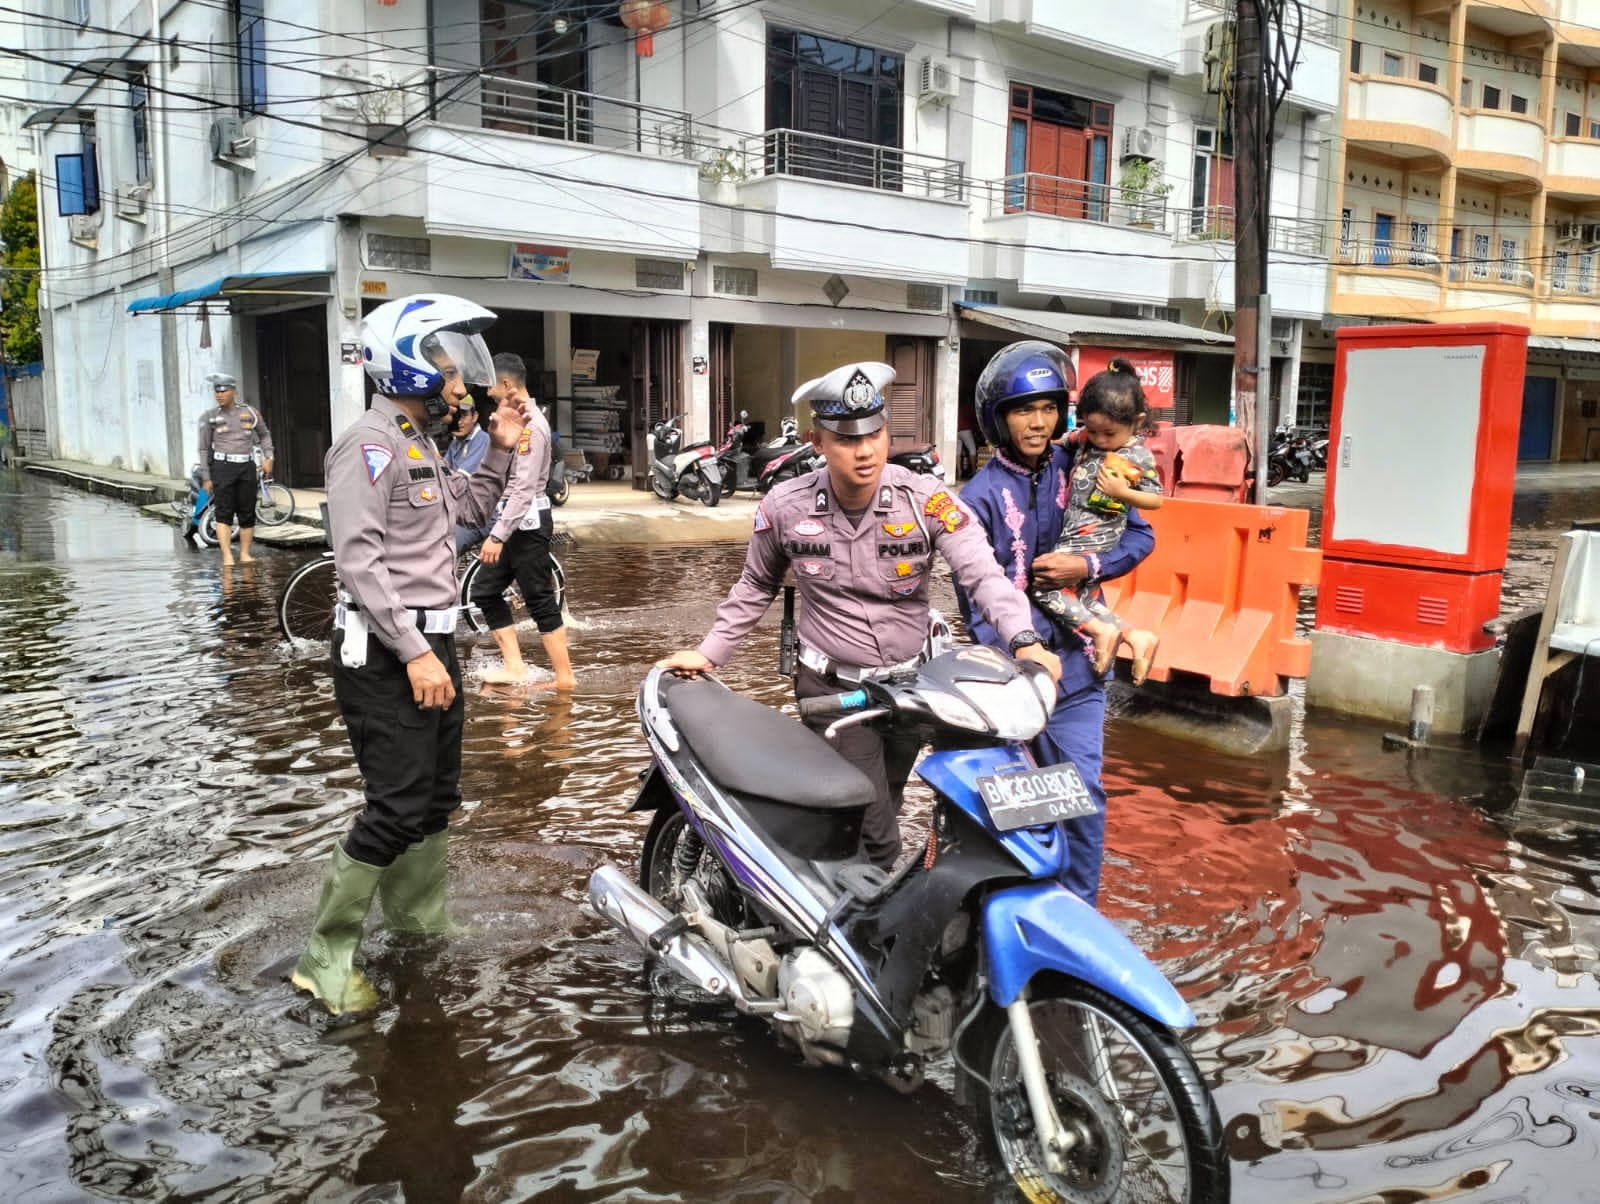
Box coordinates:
[254,306,332,488]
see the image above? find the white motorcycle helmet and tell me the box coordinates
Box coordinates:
[362,293,497,431]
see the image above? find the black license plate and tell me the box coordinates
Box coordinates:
[976,761,1097,831]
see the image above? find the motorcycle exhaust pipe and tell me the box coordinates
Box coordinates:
[589,865,750,1008]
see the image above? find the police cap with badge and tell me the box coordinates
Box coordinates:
[792,361,896,435]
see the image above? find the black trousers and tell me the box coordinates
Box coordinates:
[210,459,257,527]
[331,627,464,867]
[795,663,922,870]
[470,509,562,633]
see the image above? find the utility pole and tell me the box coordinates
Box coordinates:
[1233,0,1271,502]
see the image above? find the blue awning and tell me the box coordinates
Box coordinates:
[126,271,330,314]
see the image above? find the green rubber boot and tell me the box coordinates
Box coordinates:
[378,830,452,935]
[291,843,384,1014]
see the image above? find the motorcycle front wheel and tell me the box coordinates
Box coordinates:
[966,974,1228,1204]
[1266,458,1287,488]
[650,472,676,502]
[697,471,721,508]
[549,474,570,506]
[198,506,221,547]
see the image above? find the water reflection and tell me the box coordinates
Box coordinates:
[4,468,1600,1203]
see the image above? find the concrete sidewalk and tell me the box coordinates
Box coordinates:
[19,456,764,547]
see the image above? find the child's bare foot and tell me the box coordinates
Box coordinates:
[1124,629,1160,686]
[1083,618,1118,676]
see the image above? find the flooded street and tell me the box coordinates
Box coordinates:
[5,466,1600,1203]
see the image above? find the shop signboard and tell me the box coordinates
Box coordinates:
[1075,347,1176,410]
[509,244,572,283]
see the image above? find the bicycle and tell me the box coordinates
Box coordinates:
[277,541,566,645]
[251,447,296,526]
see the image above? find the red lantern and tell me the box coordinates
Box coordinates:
[618,0,671,57]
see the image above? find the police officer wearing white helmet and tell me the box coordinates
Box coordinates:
[657,361,1062,871]
[291,293,532,1015]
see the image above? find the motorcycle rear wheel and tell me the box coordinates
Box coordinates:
[1266,459,1287,488]
[965,974,1228,1204]
[639,806,748,928]
[549,475,570,506]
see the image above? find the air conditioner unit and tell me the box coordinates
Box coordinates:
[68,213,99,247]
[917,56,958,106]
[210,116,256,166]
[117,182,151,221]
[1121,125,1160,161]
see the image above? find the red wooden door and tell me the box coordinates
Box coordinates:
[1026,123,1088,218]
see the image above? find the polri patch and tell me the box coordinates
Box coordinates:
[882,520,916,537]
[924,490,969,534]
[794,519,825,538]
[362,444,394,483]
[517,432,531,456]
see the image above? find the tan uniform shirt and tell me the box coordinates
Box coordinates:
[699,464,1037,670]
[488,404,552,543]
[325,397,511,664]
[199,403,273,463]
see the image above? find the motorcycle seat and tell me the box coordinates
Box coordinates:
[663,679,875,811]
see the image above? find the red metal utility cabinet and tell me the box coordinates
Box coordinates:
[1315,322,1527,653]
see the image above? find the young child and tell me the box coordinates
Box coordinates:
[1031,358,1164,685]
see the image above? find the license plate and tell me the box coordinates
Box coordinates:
[976,761,1097,831]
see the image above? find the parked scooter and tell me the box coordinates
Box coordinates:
[649,416,723,507]
[757,438,944,493]
[718,412,805,493]
[172,465,219,547]
[591,651,1228,1202]
[889,442,942,478]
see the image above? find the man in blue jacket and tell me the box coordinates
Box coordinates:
[956,341,1154,907]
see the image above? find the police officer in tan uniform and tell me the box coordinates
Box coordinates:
[473,352,575,688]
[658,361,1062,869]
[291,293,531,1015]
[198,373,273,565]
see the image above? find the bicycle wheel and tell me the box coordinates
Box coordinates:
[256,483,295,526]
[457,554,528,636]
[278,555,339,643]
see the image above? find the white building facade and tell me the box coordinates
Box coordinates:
[21,0,1340,485]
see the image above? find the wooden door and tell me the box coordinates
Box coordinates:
[710,323,735,440]
[629,320,684,490]
[1026,123,1089,218]
[885,336,933,444]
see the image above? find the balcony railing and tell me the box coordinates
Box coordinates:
[985,173,1166,226]
[1542,273,1600,298]
[1335,238,1443,273]
[426,68,693,158]
[736,129,966,200]
[1171,205,1328,256]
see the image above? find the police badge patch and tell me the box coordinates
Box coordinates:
[924,490,969,533]
[362,444,394,483]
[753,504,772,534]
[843,370,877,410]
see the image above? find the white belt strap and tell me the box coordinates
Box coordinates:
[798,644,921,685]
[419,607,458,634]
[212,452,252,463]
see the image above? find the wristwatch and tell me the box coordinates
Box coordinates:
[1008,629,1046,654]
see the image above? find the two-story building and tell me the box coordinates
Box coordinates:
[22,0,1339,486]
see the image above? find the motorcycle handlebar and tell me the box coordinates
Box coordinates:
[797,689,869,720]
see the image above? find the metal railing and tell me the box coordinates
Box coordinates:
[985,173,1167,227]
[1162,205,1329,256]
[426,68,693,158]
[736,128,966,200]
[1543,273,1600,297]
[1335,238,1444,272]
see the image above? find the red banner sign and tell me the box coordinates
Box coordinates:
[1075,347,1176,411]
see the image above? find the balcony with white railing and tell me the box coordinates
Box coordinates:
[1167,206,1331,317]
[1537,258,1600,330]
[1344,77,1455,161]
[414,69,703,256]
[976,173,1176,303]
[725,129,970,284]
[1332,224,1446,315]
[1546,138,1600,200]
[1456,108,1546,182]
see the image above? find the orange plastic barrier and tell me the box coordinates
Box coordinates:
[1099,496,1321,697]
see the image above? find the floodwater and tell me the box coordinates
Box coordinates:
[4,467,1600,1204]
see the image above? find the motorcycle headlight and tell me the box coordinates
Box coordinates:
[926,691,988,732]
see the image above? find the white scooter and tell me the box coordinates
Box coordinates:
[649,416,723,508]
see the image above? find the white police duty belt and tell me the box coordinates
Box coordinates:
[336,590,455,667]
[798,644,921,685]
[518,494,551,530]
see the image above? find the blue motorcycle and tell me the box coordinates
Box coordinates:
[172,464,219,547]
[590,649,1228,1202]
